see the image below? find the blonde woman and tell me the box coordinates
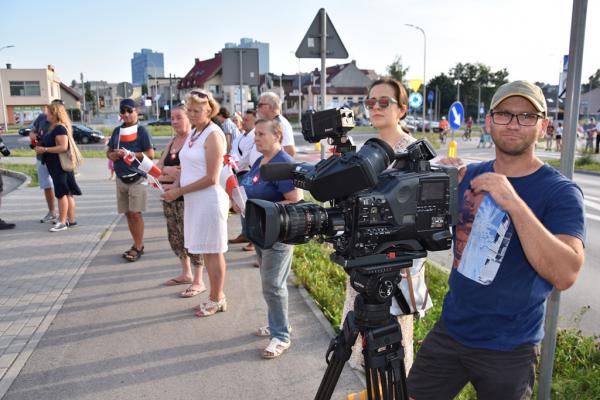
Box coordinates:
[157,104,206,295]
[162,90,228,317]
[34,102,81,232]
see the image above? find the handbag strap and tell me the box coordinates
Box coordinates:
[404,268,418,313]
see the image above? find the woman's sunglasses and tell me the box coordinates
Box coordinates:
[190,90,209,99]
[120,107,135,114]
[365,96,398,110]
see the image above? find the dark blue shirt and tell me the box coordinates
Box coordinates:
[242,150,295,202]
[442,161,586,350]
[108,124,153,177]
[33,113,51,161]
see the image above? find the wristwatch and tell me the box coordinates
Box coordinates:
[44,147,48,153]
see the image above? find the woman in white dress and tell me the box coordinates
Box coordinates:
[162,90,229,317]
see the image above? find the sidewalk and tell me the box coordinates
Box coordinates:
[0,158,363,399]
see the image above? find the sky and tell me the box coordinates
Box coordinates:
[1,0,599,88]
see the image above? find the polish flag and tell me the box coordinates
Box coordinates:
[220,161,238,199]
[119,124,138,143]
[138,154,161,178]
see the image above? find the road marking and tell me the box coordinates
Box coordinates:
[586,213,600,222]
[584,199,600,212]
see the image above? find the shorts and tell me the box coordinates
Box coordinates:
[116,178,147,213]
[407,321,539,400]
[37,159,53,190]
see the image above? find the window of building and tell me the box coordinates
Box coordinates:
[9,81,41,96]
[358,96,364,103]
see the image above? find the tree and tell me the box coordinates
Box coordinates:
[446,63,509,121]
[386,56,410,86]
[70,79,77,88]
[582,68,600,93]
[84,82,96,114]
[141,84,148,96]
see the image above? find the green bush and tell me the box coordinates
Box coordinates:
[0,162,38,187]
[292,242,600,399]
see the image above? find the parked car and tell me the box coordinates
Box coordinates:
[148,118,171,126]
[18,124,34,136]
[72,124,105,144]
[402,116,417,133]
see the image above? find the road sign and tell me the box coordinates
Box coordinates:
[409,92,423,109]
[448,101,464,129]
[222,48,260,86]
[295,9,348,59]
[427,91,434,103]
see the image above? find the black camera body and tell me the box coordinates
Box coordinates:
[301,107,355,143]
[245,109,458,270]
[0,137,10,157]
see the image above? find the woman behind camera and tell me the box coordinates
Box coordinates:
[34,102,81,232]
[237,119,303,359]
[162,90,228,317]
[341,78,425,371]
[157,104,206,295]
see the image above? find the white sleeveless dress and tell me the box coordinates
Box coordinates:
[179,123,229,254]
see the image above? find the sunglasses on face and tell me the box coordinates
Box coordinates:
[365,96,399,110]
[120,107,135,114]
[190,90,209,99]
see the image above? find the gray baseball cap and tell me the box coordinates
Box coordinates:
[490,81,547,114]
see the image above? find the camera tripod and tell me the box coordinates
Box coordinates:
[314,262,412,400]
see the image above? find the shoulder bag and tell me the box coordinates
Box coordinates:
[59,129,84,172]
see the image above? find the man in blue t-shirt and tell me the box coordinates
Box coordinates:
[407,81,586,400]
[106,99,154,262]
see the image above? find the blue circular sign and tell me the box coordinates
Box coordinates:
[427,91,434,103]
[409,92,423,109]
[448,101,464,130]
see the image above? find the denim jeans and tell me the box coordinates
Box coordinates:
[256,242,293,343]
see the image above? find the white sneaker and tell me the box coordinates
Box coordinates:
[40,212,57,224]
[49,222,68,232]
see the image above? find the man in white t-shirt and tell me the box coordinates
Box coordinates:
[257,91,296,157]
[230,109,260,173]
[216,107,240,153]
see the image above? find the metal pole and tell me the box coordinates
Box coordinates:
[320,7,327,160]
[298,58,302,120]
[239,49,243,114]
[538,1,587,399]
[80,73,86,123]
[169,73,173,116]
[477,85,481,124]
[155,76,159,120]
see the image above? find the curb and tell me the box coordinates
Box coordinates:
[0,168,31,190]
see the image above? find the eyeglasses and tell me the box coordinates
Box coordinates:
[365,96,398,110]
[190,90,209,99]
[490,111,544,127]
[120,107,135,114]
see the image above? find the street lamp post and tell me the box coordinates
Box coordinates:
[0,45,15,131]
[405,24,426,133]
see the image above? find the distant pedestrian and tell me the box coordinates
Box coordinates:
[464,116,473,141]
[228,109,260,250]
[107,99,154,261]
[583,117,596,152]
[595,117,600,154]
[216,107,240,154]
[545,121,555,151]
[157,104,206,296]
[30,99,66,224]
[555,122,563,152]
[439,116,449,143]
[34,101,82,232]
[162,90,229,317]
[257,92,296,157]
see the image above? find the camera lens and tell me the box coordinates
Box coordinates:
[245,199,345,249]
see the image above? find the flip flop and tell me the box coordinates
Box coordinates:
[164,278,193,286]
[179,286,207,298]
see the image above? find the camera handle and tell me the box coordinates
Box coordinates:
[314,273,409,400]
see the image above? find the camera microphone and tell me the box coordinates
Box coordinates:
[260,163,296,181]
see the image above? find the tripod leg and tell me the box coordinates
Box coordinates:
[314,311,360,400]
[362,321,409,400]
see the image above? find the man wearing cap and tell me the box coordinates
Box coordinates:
[106,99,154,262]
[407,81,586,400]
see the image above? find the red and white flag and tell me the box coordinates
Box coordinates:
[118,124,138,143]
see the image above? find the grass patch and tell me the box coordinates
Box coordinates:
[545,154,600,173]
[96,125,175,137]
[0,162,38,187]
[292,244,600,398]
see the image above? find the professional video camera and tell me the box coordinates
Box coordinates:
[245,108,458,400]
[0,137,11,157]
[245,116,458,267]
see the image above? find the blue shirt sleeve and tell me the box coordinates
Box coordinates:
[542,179,586,244]
[108,127,120,149]
[138,125,153,151]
